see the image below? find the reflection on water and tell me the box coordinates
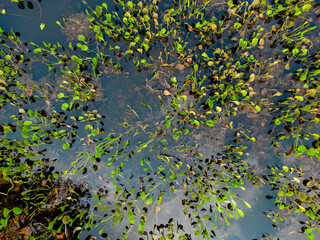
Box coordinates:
[1,0,320,239]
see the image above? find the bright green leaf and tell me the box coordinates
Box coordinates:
[13,207,22,215]
[146,198,153,205]
[61,103,69,110]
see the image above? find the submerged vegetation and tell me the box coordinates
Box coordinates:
[1,0,320,239]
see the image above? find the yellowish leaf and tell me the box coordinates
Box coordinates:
[293,177,300,183]
[163,90,172,96]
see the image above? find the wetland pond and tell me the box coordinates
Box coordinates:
[1,0,320,239]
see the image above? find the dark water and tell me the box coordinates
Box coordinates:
[1,0,320,240]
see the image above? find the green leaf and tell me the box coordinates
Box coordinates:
[255,105,261,112]
[34,48,42,53]
[3,126,11,133]
[78,35,85,42]
[160,28,166,35]
[240,90,247,96]
[146,198,153,205]
[92,57,98,66]
[40,23,45,30]
[164,121,171,128]
[48,220,55,230]
[297,145,306,153]
[57,93,65,98]
[3,208,10,218]
[95,5,103,17]
[128,217,135,224]
[307,148,316,156]
[28,110,35,117]
[56,21,64,29]
[231,179,240,188]
[25,152,36,159]
[0,218,7,228]
[206,120,215,127]
[252,38,258,46]
[275,119,281,125]
[286,191,294,197]
[283,166,289,172]
[305,228,314,235]
[237,209,244,217]
[244,201,251,208]
[285,117,294,123]
[62,215,70,224]
[81,45,88,51]
[13,207,22,215]
[308,233,315,240]
[61,103,69,110]
[138,222,145,231]
[21,131,31,138]
[24,121,33,126]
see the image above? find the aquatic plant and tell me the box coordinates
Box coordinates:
[0,0,320,239]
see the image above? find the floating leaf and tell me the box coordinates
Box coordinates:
[231,179,240,188]
[62,215,70,224]
[92,57,98,66]
[307,148,316,156]
[81,45,88,51]
[25,152,36,159]
[251,38,258,46]
[163,90,171,96]
[3,126,11,133]
[78,35,85,42]
[146,198,153,205]
[237,209,244,217]
[24,121,32,126]
[3,208,10,218]
[57,93,65,98]
[48,220,56,230]
[255,105,261,112]
[13,207,22,215]
[295,96,304,101]
[286,191,294,197]
[206,120,215,127]
[128,217,135,224]
[293,177,300,183]
[61,103,69,110]
[297,145,306,153]
[240,90,247,96]
[302,4,311,12]
[21,131,31,138]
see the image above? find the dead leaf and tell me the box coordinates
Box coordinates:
[175,63,185,71]
[20,226,32,237]
[56,234,64,239]
[163,90,172,96]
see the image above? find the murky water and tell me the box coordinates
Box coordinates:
[1,0,320,239]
